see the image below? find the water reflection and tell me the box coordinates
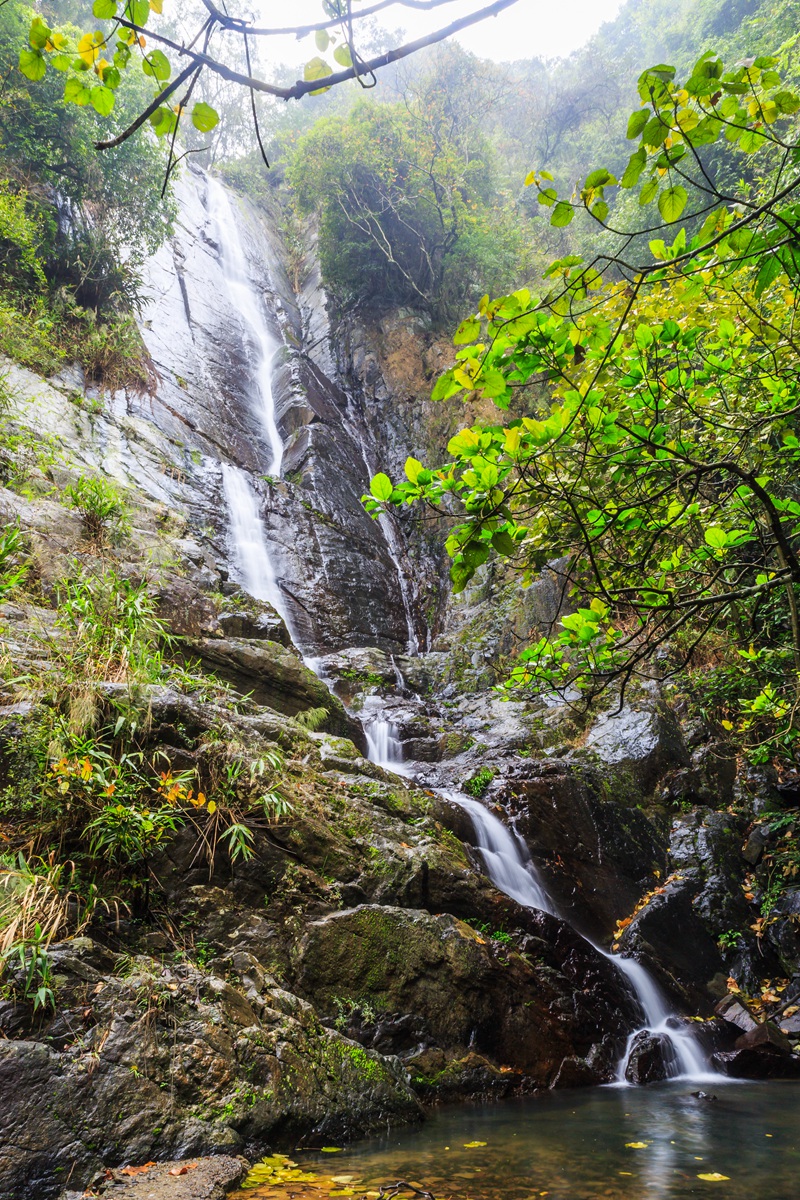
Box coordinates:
[256,1082,800,1200]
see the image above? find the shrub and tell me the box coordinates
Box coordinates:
[64,475,130,544]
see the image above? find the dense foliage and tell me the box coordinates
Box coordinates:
[368,44,800,767]
[288,67,525,324]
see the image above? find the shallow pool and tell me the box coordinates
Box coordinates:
[246,1081,800,1200]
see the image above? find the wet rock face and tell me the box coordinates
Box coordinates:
[0,941,420,1200]
[491,761,667,940]
[185,635,366,749]
[617,809,781,1009]
[583,701,689,792]
[293,904,639,1087]
[138,169,419,657]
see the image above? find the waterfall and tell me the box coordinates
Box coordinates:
[206,178,284,476]
[609,955,714,1083]
[221,463,299,646]
[365,718,405,769]
[441,787,713,1084]
[440,790,554,912]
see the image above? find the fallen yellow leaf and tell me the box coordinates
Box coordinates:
[463,1141,487,1148]
[625,1141,649,1149]
[697,1173,730,1182]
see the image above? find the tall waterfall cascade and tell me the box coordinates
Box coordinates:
[198,173,710,1088]
[206,178,284,476]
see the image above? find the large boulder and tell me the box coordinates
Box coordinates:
[616,809,783,1008]
[582,700,689,792]
[489,760,667,939]
[293,904,640,1087]
[187,636,365,749]
[624,1032,678,1085]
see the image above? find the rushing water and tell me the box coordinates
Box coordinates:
[270,1082,800,1200]
[433,789,712,1084]
[206,177,284,475]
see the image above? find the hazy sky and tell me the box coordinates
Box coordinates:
[261,0,626,71]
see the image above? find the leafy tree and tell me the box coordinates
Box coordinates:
[288,75,524,323]
[367,46,800,763]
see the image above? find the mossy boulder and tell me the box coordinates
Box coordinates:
[293,904,639,1086]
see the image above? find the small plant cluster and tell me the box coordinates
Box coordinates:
[464,766,494,798]
[64,475,130,544]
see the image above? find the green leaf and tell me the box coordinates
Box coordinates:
[315,29,330,51]
[627,108,650,139]
[639,177,659,206]
[491,530,516,556]
[304,56,332,88]
[658,185,688,222]
[64,75,91,104]
[142,48,171,81]
[404,457,423,484]
[333,44,353,68]
[704,527,728,548]
[550,201,574,228]
[124,0,149,24]
[18,48,46,81]
[370,473,394,502]
[585,168,615,188]
[191,101,219,132]
[90,84,115,115]
[620,147,647,189]
[93,0,118,16]
[454,317,480,344]
[149,104,177,136]
[28,17,51,49]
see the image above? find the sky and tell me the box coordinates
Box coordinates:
[258,0,626,71]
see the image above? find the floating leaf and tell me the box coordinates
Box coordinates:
[321,1147,343,1153]
[625,1141,649,1149]
[463,1141,487,1147]
[697,1173,730,1181]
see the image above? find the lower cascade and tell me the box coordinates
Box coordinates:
[440,786,714,1084]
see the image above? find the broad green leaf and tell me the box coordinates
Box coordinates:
[639,177,659,206]
[658,185,688,222]
[454,317,480,344]
[90,83,115,115]
[370,473,393,502]
[149,104,177,136]
[333,44,353,68]
[304,55,332,93]
[64,75,91,104]
[191,101,219,132]
[627,108,650,138]
[491,530,516,556]
[551,201,574,228]
[404,457,423,484]
[28,17,51,49]
[18,48,46,81]
[142,48,170,81]
[704,527,728,548]
[315,29,330,51]
[93,0,118,16]
[124,0,149,24]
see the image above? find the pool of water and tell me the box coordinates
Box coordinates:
[255,1082,800,1200]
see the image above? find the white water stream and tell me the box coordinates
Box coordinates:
[437,786,714,1084]
[206,178,284,476]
